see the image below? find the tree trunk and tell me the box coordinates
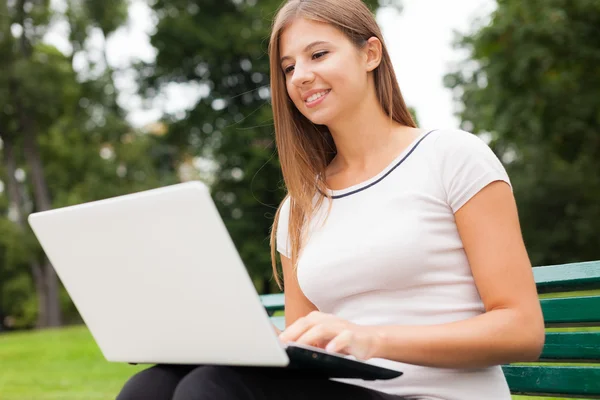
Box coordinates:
[22,131,62,327]
[0,132,47,328]
[11,0,62,328]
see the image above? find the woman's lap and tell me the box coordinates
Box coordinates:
[116,365,195,400]
[116,364,406,400]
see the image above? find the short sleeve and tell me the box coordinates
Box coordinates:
[276,196,292,258]
[435,129,512,213]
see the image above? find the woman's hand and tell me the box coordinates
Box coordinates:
[278,311,381,360]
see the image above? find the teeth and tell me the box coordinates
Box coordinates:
[306,90,329,103]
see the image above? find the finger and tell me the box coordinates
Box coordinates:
[279,311,326,343]
[295,324,336,348]
[325,330,354,355]
[278,316,314,343]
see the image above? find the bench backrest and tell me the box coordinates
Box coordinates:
[502,261,600,398]
[259,260,600,398]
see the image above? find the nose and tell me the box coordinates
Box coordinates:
[290,62,314,88]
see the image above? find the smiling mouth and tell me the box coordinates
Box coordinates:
[305,89,331,105]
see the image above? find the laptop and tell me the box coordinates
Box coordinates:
[28,181,402,381]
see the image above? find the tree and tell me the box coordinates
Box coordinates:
[0,0,176,328]
[0,0,66,327]
[445,0,600,266]
[138,0,399,293]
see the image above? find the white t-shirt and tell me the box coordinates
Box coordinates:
[276,128,513,400]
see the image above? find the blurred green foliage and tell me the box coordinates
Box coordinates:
[0,0,176,328]
[445,0,600,267]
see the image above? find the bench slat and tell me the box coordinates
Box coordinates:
[541,296,600,324]
[534,261,600,293]
[270,316,286,331]
[541,332,600,360]
[502,365,600,396]
[263,295,600,324]
[260,293,285,314]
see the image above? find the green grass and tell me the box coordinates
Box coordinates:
[0,325,593,400]
[0,325,143,400]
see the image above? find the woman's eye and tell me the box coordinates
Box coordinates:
[313,51,328,59]
[284,65,294,74]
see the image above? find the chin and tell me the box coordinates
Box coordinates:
[306,116,329,126]
[303,109,337,127]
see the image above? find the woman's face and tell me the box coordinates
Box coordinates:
[279,18,372,126]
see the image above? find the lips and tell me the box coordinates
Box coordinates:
[302,89,331,102]
[302,89,331,108]
[305,90,330,103]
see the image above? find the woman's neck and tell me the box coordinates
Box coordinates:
[326,92,415,172]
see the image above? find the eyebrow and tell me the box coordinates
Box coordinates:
[280,41,330,64]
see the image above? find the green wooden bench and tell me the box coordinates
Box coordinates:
[259,260,600,398]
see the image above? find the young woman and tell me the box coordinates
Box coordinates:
[116,0,545,399]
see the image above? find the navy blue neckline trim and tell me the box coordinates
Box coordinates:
[330,129,438,199]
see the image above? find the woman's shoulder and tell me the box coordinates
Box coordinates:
[424,128,511,212]
[425,128,505,169]
[277,195,292,223]
[429,128,493,153]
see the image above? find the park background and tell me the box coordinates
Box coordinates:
[0,0,598,399]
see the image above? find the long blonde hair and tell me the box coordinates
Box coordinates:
[268,0,416,288]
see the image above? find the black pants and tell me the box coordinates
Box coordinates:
[116,364,409,400]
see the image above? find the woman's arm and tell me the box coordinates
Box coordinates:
[281,181,546,368]
[281,253,319,328]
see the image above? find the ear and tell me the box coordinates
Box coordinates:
[364,37,383,72]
